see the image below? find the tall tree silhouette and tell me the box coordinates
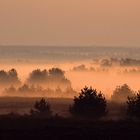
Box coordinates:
[70,86,107,118]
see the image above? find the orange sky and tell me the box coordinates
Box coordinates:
[0,0,140,46]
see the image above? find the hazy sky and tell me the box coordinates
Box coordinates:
[0,0,140,46]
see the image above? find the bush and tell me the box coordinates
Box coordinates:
[70,86,107,118]
[30,98,52,117]
[127,92,140,119]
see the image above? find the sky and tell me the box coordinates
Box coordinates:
[0,0,140,47]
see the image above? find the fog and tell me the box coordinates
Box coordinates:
[0,60,140,99]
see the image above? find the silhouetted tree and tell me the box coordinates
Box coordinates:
[111,84,134,103]
[0,69,21,87]
[30,98,52,117]
[27,69,48,85]
[127,91,140,119]
[48,68,71,89]
[27,68,71,89]
[70,86,107,118]
[49,68,65,78]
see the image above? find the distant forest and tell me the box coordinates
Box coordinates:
[0,66,139,100]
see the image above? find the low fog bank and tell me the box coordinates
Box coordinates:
[0,57,140,100]
[3,85,76,98]
[0,68,76,98]
[71,58,140,73]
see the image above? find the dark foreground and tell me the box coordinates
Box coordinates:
[0,116,140,140]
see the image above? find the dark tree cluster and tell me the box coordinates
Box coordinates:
[4,84,77,97]
[70,86,107,118]
[4,85,140,120]
[110,84,140,119]
[27,68,71,89]
[99,58,140,67]
[30,87,107,119]
[30,85,140,120]
[0,67,72,95]
[0,69,21,87]
[111,84,134,103]
[72,64,108,72]
[127,91,140,119]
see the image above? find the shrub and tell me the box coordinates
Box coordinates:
[30,98,52,117]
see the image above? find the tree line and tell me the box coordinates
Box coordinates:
[29,85,140,119]
[0,68,71,89]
